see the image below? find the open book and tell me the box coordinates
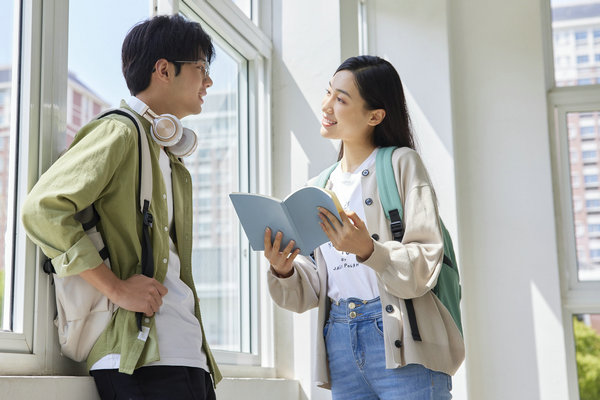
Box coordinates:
[229,186,343,256]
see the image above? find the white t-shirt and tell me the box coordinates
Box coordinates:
[91,150,208,371]
[320,149,380,302]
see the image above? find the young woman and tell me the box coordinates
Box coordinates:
[264,56,464,399]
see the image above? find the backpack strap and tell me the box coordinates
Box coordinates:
[315,162,339,189]
[93,108,154,332]
[375,146,422,342]
[376,147,405,242]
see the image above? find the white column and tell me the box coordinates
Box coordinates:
[448,0,569,399]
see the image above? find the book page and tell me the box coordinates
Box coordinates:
[283,186,343,254]
[229,193,299,253]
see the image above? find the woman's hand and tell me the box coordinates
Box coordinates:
[318,207,374,260]
[264,227,301,278]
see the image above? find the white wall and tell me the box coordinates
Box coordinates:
[448,0,569,399]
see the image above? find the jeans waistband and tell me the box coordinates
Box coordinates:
[328,297,381,322]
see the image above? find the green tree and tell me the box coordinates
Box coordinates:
[574,316,600,400]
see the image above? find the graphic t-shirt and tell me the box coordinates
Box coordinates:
[320,149,380,302]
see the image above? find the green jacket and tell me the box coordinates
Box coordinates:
[21,102,222,383]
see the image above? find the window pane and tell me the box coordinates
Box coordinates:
[567,111,600,280]
[68,1,149,146]
[0,0,17,330]
[572,314,600,400]
[233,0,252,19]
[232,0,252,20]
[551,0,600,87]
[183,42,247,352]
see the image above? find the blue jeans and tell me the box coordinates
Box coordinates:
[325,297,452,400]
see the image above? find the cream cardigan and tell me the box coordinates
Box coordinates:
[267,147,465,389]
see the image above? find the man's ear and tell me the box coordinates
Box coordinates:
[153,59,171,82]
[368,109,386,127]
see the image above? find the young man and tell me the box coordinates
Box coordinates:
[21,15,221,399]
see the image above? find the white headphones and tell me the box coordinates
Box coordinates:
[126,97,198,157]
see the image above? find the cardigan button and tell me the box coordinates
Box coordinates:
[385,305,394,313]
[371,233,379,241]
[394,339,402,348]
[362,169,369,176]
[365,198,373,206]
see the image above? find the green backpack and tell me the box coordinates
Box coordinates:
[315,146,463,337]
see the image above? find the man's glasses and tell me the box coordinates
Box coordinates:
[172,60,210,78]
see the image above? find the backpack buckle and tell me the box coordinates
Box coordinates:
[143,211,153,228]
[389,209,405,242]
[42,258,56,274]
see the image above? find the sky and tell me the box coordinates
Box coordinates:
[0,0,14,65]
[2,0,237,107]
[68,0,150,105]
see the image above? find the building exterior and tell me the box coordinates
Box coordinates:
[0,66,109,293]
[553,2,600,281]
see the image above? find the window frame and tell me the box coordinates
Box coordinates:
[179,0,273,371]
[0,0,80,375]
[1,0,274,376]
[545,2,600,398]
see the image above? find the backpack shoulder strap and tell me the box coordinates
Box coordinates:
[315,161,339,188]
[376,146,422,341]
[375,146,405,242]
[95,107,154,332]
[95,108,152,212]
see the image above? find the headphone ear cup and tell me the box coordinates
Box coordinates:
[151,114,183,146]
[168,128,198,158]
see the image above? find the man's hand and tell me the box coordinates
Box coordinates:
[80,263,168,317]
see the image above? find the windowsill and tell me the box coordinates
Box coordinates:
[0,375,301,400]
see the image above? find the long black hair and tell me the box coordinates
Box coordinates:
[335,56,415,160]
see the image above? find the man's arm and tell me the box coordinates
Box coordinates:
[80,263,167,317]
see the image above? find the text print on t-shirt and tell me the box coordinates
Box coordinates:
[324,242,360,270]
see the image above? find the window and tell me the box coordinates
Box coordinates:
[577,55,590,64]
[583,150,597,161]
[586,199,600,208]
[589,224,600,233]
[552,4,600,86]
[232,0,252,19]
[575,31,588,42]
[581,126,596,139]
[584,174,599,185]
[549,2,600,398]
[67,1,148,137]
[176,0,272,365]
[181,23,253,355]
[590,249,600,258]
[0,0,17,333]
[2,0,270,376]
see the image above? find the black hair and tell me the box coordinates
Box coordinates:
[122,14,215,95]
[334,55,415,160]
